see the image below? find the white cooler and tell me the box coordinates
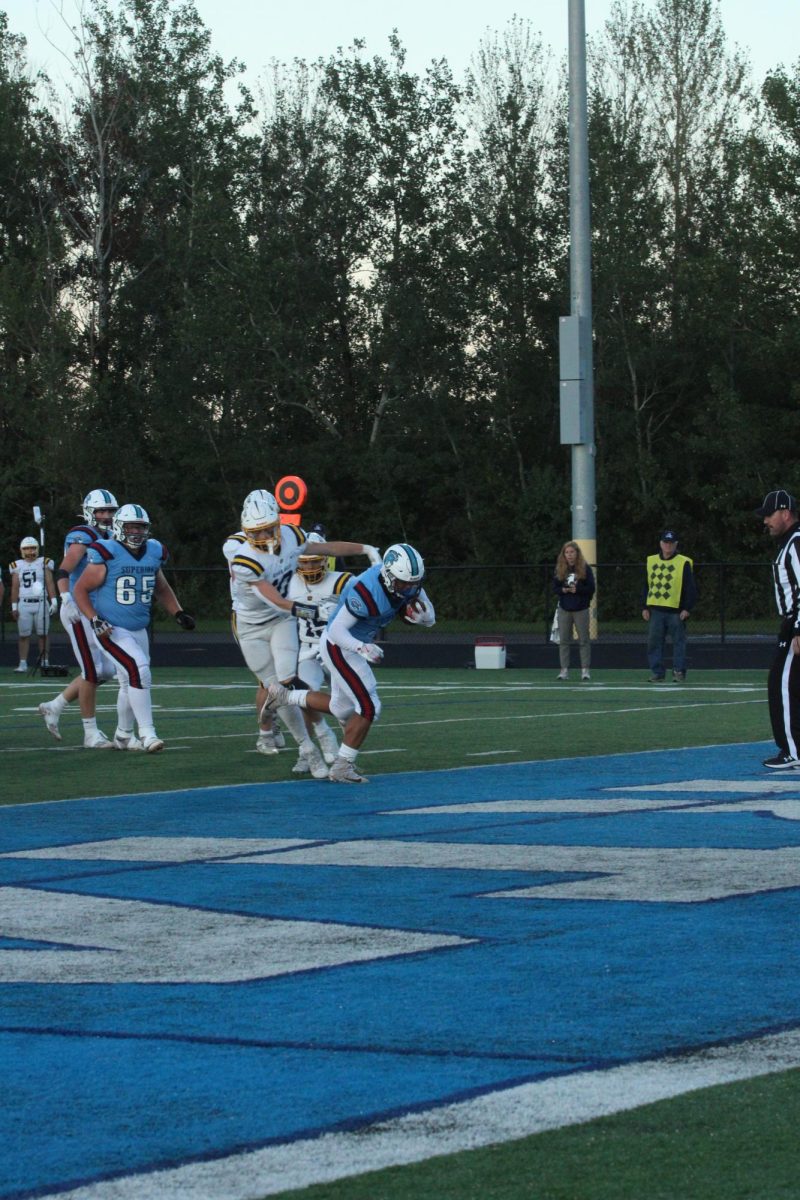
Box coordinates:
[474,637,506,669]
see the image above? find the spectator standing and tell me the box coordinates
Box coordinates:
[641,530,697,682]
[553,541,595,681]
[755,490,800,769]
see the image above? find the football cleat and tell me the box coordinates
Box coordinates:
[304,744,329,780]
[38,702,62,741]
[113,731,145,751]
[260,683,291,719]
[142,735,165,753]
[83,731,113,749]
[328,756,368,783]
[14,664,28,673]
[315,725,339,765]
[255,732,279,756]
[272,725,286,749]
[292,755,311,774]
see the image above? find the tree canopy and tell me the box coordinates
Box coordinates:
[0,0,798,592]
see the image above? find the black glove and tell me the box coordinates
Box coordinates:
[175,610,196,631]
[291,600,318,621]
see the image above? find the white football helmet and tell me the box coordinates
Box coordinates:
[241,489,281,553]
[297,532,328,585]
[20,536,39,561]
[380,543,424,597]
[113,503,150,549]
[81,488,118,531]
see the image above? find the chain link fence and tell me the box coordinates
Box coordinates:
[2,561,775,644]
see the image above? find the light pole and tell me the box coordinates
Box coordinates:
[559,0,597,589]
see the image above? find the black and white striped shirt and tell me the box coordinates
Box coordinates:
[772,522,800,630]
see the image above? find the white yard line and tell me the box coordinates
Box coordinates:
[35,1028,800,1200]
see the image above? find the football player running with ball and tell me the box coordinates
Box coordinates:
[223,489,382,779]
[262,543,435,783]
[73,504,195,752]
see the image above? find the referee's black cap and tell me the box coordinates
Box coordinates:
[755,489,797,516]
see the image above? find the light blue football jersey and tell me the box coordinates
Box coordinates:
[64,524,110,591]
[330,564,406,643]
[86,538,168,630]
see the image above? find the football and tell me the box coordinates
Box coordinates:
[401,597,431,625]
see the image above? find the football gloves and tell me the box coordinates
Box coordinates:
[356,642,384,664]
[59,595,80,626]
[175,610,196,631]
[91,616,113,640]
[291,600,319,622]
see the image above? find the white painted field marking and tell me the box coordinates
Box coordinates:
[0,887,471,984]
[34,1027,800,1200]
[1,836,306,862]
[9,834,798,902]
[402,789,800,820]
[255,840,800,902]
[617,778,800,793]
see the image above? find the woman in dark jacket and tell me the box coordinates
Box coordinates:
[553,541,596,680]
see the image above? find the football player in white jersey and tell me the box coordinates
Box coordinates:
[263,543,435,783]
[286,533,353,773]
[223,489,381,778]
[9,537,57,672]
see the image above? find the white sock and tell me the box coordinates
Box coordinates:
[279,704,310,746]
[338,743,359,763]
[82,718,98,735]
[51,694,68,714]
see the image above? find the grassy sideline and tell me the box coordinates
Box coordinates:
[3,664,797,1200]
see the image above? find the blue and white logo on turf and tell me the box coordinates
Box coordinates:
[1,741,799,1198]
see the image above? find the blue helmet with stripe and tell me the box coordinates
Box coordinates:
[81,488,118,531]
[380,543,424,598]
[113,503,150,549]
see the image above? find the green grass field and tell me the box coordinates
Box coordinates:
[2,663,796,1200]
[0,665,771,806]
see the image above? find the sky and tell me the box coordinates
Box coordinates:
[1,0,797,91]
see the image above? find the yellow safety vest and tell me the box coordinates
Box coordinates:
[646,553,692,609]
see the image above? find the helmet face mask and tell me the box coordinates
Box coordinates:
[380,543,424,599]
[113,503,150,549]
[82,488,119,532]
[20,537,39,562]
[241,490,281,554]
[297,532,328,584]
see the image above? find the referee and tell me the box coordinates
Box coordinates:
[757,489,800,768]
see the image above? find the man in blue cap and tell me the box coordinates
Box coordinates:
[641,529,697,682]
[756,490,800,769]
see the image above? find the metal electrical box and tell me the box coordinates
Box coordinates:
[559,315,590,444]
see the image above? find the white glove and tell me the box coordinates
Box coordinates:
[48,597,58,616]
[317,596,339,620]
[362,544,382,566]
[59,594,81,626]
[356,642,384,665]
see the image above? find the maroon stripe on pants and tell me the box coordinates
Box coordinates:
[74,621,98,684]
[328,642,376,722]
[103,637,142,689]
